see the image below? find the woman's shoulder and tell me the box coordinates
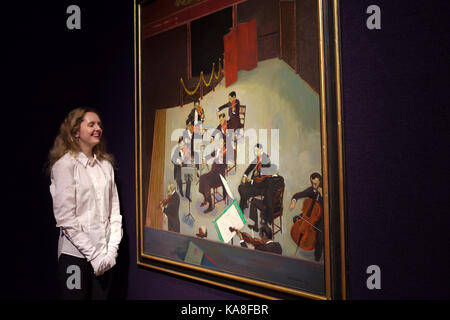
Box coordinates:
[51,152,77,177]
[54,152,76,167]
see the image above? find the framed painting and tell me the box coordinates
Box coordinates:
[134,0,347,299]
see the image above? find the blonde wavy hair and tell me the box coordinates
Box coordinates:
[46,107,115,175]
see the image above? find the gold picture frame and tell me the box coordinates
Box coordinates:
[134,0,346,299]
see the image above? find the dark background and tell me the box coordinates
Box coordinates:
[3,0,449,300]
[191,6,232,76]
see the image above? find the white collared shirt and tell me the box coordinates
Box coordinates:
[50,152,123,261]
[85,154,108,227]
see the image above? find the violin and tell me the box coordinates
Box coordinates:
[159,193,174,209]
[251,170,280,184]
[250,175,271,184]
[229,227,264,247]
[290,192,322,251]
[245,156,272,184]
[196,106,205,121]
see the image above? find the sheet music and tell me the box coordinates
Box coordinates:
[214,201,245,243]
[219,174,234,200]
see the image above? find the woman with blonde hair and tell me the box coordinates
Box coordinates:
[47,107,122,299]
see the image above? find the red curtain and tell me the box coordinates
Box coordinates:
[224,18,258,87]
[224,28,238,87]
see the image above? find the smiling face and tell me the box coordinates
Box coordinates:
[75,112,103,151]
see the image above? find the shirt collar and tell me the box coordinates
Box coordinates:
[77,151,98,168]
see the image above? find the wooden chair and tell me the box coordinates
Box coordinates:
[271,185,285,236]
[226,105,245,174]
[211,184,226,207]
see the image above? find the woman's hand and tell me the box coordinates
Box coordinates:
[90,253,108,276]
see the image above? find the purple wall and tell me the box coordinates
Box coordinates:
[340,0,450,299]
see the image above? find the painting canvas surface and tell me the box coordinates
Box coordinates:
[139,0,326,296]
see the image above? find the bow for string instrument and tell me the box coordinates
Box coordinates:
[229,227,264,247]
[290,191,322,253]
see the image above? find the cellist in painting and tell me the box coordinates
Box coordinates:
[290,173,324,262]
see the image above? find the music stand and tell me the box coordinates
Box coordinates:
[181,200,195,227]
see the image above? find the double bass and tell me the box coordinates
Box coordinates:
[290,192,322,251]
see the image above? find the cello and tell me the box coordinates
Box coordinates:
[290,192,322,251]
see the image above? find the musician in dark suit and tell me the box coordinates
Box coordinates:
[183,119,195,160]
[172,136,199,202]
[211,113,228,142]
[248,175,284,232]
[187,99,205,126]
[290,172,324,262]
[238,143,277,211]
[211,112,236,160]
[216,91,242,130]
[236,226,282,255]
[198,136,227,213]
[172,137,184,196]
[161,183,180,233]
